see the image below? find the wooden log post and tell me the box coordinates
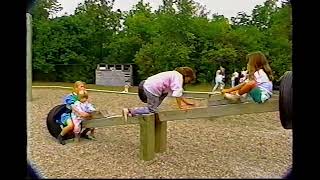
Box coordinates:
[154,113,167,153]
[26,13,32,101]
[139,114,155,161]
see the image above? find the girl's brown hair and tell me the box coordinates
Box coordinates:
[246,51,273,81]
[175,67,196,84]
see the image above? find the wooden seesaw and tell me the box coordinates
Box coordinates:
[82,92,279,161]
[35,85,279,161]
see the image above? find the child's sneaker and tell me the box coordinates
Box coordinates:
[88,134,96,140]
[80,133,93,140]
[88,130,96,140]
[57,134,66,145]
[224,93,241,103]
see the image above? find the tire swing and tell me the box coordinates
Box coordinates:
[279,71,293,129]
[46,104,75,140]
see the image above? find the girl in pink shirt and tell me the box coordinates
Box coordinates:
[122,67,197,120]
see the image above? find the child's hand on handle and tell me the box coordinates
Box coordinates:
[81,112,91,119]
[179,104,191,112]
[186,101,200,108]
[176,97,199,111]
[185,101,195,106]
[177,97,190,111]
[73,107,90,119]
[181,97,198,106]
[179,102,199,112]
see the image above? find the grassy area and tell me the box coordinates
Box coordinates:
[184,83,213,92]
[33,81,136,92]
[32,81,217,92]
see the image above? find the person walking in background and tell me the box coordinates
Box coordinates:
[239,67,248,83]
[212,66,225,92]
[231,69,239,87]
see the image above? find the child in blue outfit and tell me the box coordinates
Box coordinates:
[56,81,91,145]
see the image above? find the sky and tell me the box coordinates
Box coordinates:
[55,0,269,19]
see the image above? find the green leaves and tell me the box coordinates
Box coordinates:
[32,0,291,84]
[134,40,192,80]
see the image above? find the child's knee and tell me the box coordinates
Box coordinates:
[68,125,74,130]
[73,126,81,134]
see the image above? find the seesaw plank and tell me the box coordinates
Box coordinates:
[82,115,140,128]
[83,97,279,127]
[158,98,279,122]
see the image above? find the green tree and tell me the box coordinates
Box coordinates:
[251,0,277,30]
[30,0,62,20]
[31,0,292,85]
[264,1,292,79]
[230,12,251,27]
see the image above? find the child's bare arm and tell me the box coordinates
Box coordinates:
[72,106,90,118]
[90,111,105,119]
[181,97,195,106]
[176,97,184,109]
[222,82,246,93]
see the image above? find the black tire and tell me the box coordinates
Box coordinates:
[46,104,74,139]
[279,71,293,129]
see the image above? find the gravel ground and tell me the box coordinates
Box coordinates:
[27,88,292,178]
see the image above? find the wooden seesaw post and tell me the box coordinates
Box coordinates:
[154,113,167,153]
[81,113,159,161]
[139,114,155,161]
[27,13,32,102]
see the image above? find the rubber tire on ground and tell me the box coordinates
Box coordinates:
[46,104,74,140]
[279,71,293,129]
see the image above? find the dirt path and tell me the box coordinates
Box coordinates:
[27,88,292,178]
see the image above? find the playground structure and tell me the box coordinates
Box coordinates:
[95,64,133,86]
[27,13,282,161]
[40,85,280,161]
[26,1,292,175]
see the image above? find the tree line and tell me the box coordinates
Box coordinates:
[31,0,292,85]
